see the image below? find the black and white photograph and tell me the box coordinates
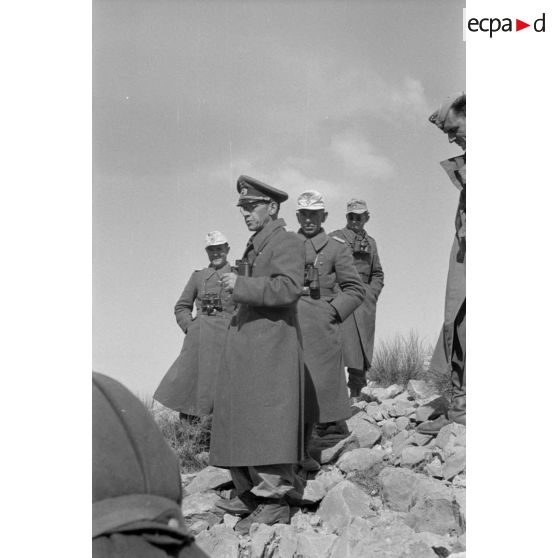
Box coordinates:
[92,1,466,556]
[5,0,558,557]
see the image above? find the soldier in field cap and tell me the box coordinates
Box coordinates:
[295,190,364,471]
[153,230,235,424]
[93,373,208,558]
[210,175,306,535]
[331,198,384,402]
[418,92,466,435]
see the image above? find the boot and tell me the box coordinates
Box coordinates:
[300,423,320,472]
[234,499,290,536]
[215,492,258,516]
[416,414,452,435]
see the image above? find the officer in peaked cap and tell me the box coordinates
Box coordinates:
[93,372,208,557]
[236,175,289,204]
[210,175,306,535]
[330,198,385,403]
[154,230,235,424]
[294,190,364,471]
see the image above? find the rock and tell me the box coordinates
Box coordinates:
[407,379,437,401]
[395,416,410,431]
[274,524,299,557]
[454,533,466,552]
[296,531,338,557]
[448,553,466,558]
[382,419,399,439]
[332,519,438,558]
[389,399,416,418]
[310,433,359,464]
[443,447,466,480]
[346,413,382,448]
[249,523,274,557]
[328,517,374,558]
[289,509,314,532]
[187,519,209,535]
[195,524,239,558]
[405,496,464,536]
[337,447,385,472]
[317,480,375,534]
[453,488,466,527]
[407,431,434,447]
[368,384,406,402]
[182,465,233,496]
[366,402,390,421]
[248,523,301,557]
[391,430,411,457]
[301,468,344,503]
[181,491,221,516]
[222,513,240,529]
[452,474,466,489]
[434,423,466,453]
[415,396,450,423]
[351,400,368,412]
[415,531,454,557]
[401,446,430,466]
[425,456,444,478]
[379,467,453,512]
[183,512,221,531]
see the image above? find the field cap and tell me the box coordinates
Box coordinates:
[205,231,228,247]
[236,175,288,205]
[346,198,368,214]
[429,91,466,129]
[92,373,190,541]
[296,190,326,211]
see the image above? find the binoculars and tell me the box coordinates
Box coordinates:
[352,237,370,255]
[233,259,252,277]
[200,293,223,315]
[304,264,321,300]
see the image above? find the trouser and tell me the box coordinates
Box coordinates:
[347,368,367,393]
[448,304,466,424]
[230,464,304,500]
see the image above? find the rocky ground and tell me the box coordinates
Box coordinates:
[179,379,466,558]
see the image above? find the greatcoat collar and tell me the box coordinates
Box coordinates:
[250,218,287,254]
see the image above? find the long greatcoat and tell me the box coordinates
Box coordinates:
[330,227,384,370]
[297,230,365,423]
[430,155,466,376]
[209,218,306,467]
[154,264,235,415]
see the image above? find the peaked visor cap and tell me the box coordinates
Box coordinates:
[236,175,288,205]
[205,230,228,247]
[296,190,326,211]
[346,198,368,214]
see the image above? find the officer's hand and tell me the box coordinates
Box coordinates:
[220,273,237,293]
[327,303,340,324]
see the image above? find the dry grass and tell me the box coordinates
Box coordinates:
[369,330,452,397]
[143,398,211,474]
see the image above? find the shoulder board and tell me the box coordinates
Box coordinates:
[331,236,345,244]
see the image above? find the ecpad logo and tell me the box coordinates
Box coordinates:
[468,12,546,38]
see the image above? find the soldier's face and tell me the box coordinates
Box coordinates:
[297,209,326,238]
[206,244,230,269]
[443,109,466,151]
[346,212,369,233]
[238,201,275,232]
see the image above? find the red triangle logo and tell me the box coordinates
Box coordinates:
[516,19,530,31]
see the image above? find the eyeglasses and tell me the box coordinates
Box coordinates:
[238,201,270,213]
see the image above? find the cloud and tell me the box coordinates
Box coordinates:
[330,132,394,180]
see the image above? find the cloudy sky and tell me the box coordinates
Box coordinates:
[93,0,465,396]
